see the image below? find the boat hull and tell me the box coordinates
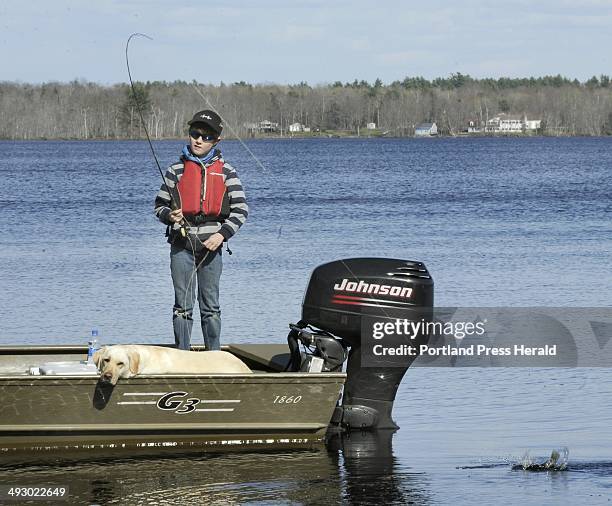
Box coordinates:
[0,346,345,457]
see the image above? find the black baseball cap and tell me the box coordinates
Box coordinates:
[188,110,223,135]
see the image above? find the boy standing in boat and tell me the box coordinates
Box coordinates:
[154,110,248,350]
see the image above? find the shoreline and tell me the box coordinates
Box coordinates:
[1,133,610,142]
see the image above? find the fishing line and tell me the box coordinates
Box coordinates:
[193,85,392,326]
[188,82,398,324]
[189,83,270,175]
[190,47,401,342]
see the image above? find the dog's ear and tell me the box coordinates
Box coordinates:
[128,349,140,376]
[93,347,106,367]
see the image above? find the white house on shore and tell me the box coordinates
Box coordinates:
[259,120,279,133]
[289,122,310,133]
[366,122,376,130]
[243,120,279,133]
[485,114,541,133]
[415,122,438,136]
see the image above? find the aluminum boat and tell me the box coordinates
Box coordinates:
[0,258,433,460]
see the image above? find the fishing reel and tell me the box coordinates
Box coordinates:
[179,221,187,238]
[169,199,188,238]
[286,323,347,373]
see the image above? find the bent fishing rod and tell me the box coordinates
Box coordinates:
[125,34,169,203]
[125,33,187,237]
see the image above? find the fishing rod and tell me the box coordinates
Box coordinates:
[125,33,186,237]
[125,34,180,208]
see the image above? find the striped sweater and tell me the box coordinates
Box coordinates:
[154,148,248,243]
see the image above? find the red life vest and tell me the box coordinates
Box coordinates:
[177,159,228,219]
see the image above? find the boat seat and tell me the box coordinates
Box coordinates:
[225,344,291,372]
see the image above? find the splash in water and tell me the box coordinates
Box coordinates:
[512,447,569,471]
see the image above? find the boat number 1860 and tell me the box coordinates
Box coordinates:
[273,395,302,404]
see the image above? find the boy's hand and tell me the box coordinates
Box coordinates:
[204,233,224,251]
[169,209,184,223]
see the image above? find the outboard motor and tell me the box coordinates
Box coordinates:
[288,258,433,430]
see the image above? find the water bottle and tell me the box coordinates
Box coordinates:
[87,328,99,365]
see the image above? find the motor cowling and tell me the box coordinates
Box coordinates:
[295,258,434,430]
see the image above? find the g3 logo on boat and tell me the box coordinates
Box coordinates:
[157,391,199,414]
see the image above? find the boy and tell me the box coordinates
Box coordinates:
[154,110,248,350]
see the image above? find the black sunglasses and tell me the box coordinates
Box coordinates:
[189,129,217,142]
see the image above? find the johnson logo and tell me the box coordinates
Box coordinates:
[333,278,412,299]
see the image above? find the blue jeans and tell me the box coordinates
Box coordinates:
[170,244,222,350]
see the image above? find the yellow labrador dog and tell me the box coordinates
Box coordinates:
[94,345,252,385]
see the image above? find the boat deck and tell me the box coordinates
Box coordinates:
[0,343,291,376]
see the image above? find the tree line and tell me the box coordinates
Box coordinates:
[1,73,612,140]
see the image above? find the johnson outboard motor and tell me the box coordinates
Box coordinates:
[288,258,433,430]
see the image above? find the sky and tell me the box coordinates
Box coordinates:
[1,0,611,85]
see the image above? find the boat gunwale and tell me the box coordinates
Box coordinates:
[0,372,346,381]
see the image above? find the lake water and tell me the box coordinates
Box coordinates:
[1,137,611,504]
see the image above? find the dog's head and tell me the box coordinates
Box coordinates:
[93,345,140,385]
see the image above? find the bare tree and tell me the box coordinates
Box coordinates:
[1,75,611,139]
